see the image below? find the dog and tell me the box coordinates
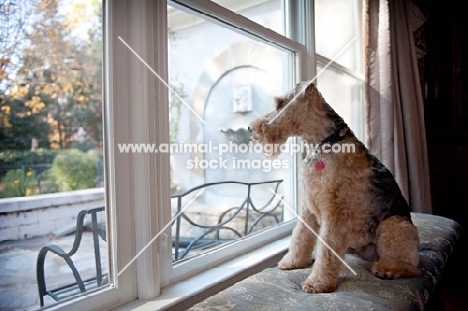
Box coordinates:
[248,81,420,293]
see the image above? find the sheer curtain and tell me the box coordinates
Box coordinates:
[365,0,432,213]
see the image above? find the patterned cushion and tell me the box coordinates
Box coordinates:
[190,213,463,311]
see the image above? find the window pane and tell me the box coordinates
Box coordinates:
[0,0,107,309]
[315,0,364,71]
[315,0,365,141]
[316,68,365,141]
[210,0,284,35]
[168,4,293,263]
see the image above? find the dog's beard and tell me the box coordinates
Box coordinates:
[249,117,291,157]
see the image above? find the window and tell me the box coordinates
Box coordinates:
[167,1,294,266]
[0,0,110,309]
[1,1,364,309]
[161,0,319,286]
[315,0,365,140]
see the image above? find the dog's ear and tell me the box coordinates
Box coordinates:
[304,82,316,98]
[295,81,316,99]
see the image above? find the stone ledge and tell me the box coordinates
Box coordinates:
[0,188,105,241]
[0,188,104,213]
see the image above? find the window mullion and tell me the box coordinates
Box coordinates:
[316,53,365,82]
[154,0,174,288]
[284,0,316,81]
[282,0,317,219]
[170,0,304,54]
[126,0,169,300]
[108,0,169,301]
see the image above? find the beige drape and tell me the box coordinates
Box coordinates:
[365,0,432,213]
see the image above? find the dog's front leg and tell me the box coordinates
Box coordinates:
[278,207,318,270]
[301,223,348,293]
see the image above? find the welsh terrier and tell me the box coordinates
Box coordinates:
[248,81,420,293]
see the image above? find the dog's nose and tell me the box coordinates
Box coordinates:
[248,127,251,132]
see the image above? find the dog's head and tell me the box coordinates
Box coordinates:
[248,81,326,156]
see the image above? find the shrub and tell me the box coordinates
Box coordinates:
[48,149,98,191]
[1,168,38,198]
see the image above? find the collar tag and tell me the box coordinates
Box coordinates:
[315,160,325,172]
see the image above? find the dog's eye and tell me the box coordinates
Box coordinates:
[277,100,285,110]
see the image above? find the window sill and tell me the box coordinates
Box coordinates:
[115,236,291,311]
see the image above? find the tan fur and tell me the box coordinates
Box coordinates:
[249,82,420,293]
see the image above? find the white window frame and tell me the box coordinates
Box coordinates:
[44,0,169,309]
[44,0,363,309]
[161,0,314,287]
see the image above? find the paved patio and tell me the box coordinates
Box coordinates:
[0,233,107,311]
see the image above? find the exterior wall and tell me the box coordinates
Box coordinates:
[0,188,104,241]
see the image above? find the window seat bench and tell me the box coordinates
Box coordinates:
[189,212,462,311]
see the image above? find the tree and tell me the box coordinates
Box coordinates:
[0,85,50,149]
[0,0,103,151]
[0,0,35,89]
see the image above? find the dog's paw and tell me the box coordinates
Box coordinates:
[371,262,420,279]
[277,253,313,270]
[371,266,394,279]
[301,279,336,293]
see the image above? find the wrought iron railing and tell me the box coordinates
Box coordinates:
[36,207,107,306]
[171,180,284,262]
[35,180,284,305]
